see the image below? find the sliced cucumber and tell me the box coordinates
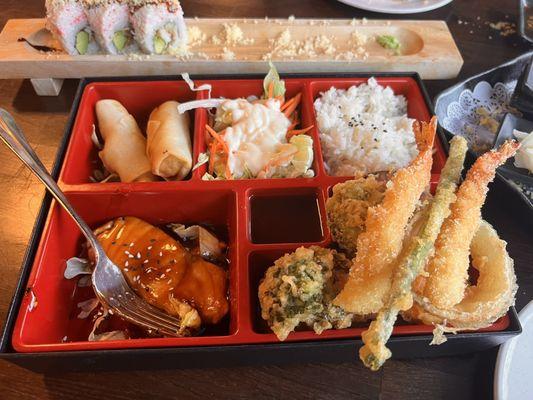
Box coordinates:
[112,30,129,51]
[75,30,90,55]
[153,35,167,54]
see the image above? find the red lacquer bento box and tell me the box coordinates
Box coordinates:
[0,74,521,372]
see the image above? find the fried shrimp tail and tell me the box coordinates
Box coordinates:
[333,117,436,315]
[359,135,468,371]
[422,140,520,309]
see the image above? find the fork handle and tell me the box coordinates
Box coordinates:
[0,108,101,251]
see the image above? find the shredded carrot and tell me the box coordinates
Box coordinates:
[286,125,314,140]
[262,147,298,175]
[208,141,225,173]
[267,82,274,99]
[288,113,300,130]
[281,93,301,112]
[280,98,295,112]
[282,93,302,118]
[272,152,296,167]
[288,121,298,131]
[206,125,229,152]
[206,125,232,178]
[225,161,232,180]
[208,142,216,173]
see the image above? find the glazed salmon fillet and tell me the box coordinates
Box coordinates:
[94,217,229,327]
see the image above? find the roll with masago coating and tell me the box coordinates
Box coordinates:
[45,0,100,55]
[130,0,188,54]
[84,0,133,55]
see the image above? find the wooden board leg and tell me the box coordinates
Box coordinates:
[30,78,64,96]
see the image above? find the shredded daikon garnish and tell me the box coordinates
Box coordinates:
[181,72,213,98]
[177,99,225,114]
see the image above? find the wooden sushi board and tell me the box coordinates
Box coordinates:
[0,18,463,95]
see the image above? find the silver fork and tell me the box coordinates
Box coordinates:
[0,108,185,337]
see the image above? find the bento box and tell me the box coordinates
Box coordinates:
[0,73,521,372]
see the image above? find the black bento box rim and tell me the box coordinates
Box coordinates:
[0,72,522,371]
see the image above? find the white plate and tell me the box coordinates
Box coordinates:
[494,300,533,400]
[336,0,454,14]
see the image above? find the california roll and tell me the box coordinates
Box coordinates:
[84,0,132,54]
[45,0,99,55]
[130,0,188,55]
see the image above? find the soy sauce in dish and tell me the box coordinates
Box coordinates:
[250,194,324,244]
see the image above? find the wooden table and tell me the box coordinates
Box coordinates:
[0,0,531,399]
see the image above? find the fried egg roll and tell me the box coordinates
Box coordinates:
[146,101,192,180]
[96,99,157,182]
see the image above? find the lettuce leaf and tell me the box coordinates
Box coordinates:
[263,61,286,99]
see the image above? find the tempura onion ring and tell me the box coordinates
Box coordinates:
[405,220,517,331]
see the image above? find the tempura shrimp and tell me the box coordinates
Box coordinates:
[359,135,468,371]
[422,140,519,309]
[333,118,436,315]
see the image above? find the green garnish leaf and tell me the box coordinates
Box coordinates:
[263,61,286,99]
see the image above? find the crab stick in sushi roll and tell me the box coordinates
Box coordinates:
[130,0,188,54]
[45,0,99,55]
[84,0,133,54]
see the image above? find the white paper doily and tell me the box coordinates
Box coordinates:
[442,81,519,154]
[441,80,532,205]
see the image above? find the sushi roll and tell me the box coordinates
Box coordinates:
[84,0,132,55]
[130,0,188,55]
[45,0,99,55]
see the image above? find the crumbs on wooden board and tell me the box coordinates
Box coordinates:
[177,16,377,62]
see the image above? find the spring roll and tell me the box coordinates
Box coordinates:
[96,99,157,182]
[146,101,192,180]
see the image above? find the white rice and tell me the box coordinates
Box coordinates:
[314,78,417,176]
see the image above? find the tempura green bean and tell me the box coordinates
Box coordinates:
[359,135,468,371]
